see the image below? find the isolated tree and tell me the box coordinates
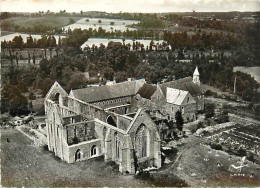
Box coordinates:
[38,35,48,59]
[205,103,215,118]
[1,40,7,55]
[149,40,154,51]
[26,35,33,48]
[175,110,184,132]
[216,109,229,123]
[12,35,23,49]
[32,51,36,64]
[28,51,31,64]
[15,52,19,65]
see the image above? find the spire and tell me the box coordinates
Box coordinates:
[193,66,200,85]
[193,66,199,76]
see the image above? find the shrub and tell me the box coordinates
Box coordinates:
[105,161,119,173]
[213,92,219,98]
[135,171,152,180]
[247,152,255,163]
[238,148,247,156]
[254,104,260,116]
[210,143,222,150]
[138,160,150,171]
[205,103,215,118]
[197,121,203,129]
[215,109,229,123]
[28,92,36,100]
[205,90,213,96]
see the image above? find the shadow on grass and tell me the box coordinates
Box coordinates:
[135,171,188,187]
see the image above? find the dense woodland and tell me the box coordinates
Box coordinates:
[1,11,260,116]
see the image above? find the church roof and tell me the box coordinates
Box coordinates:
[70,79,145,103]
[160,77,202,96]
[166,88,189,105]
[137,83,157,99]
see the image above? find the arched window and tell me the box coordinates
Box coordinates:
[91,145,97,156]
[135,124,149,159]
[103,127,107,140]
[75,149,81,161]
[106,115,117,127]
[54,93,60,103]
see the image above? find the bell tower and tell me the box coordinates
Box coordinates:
[193,66,200,85]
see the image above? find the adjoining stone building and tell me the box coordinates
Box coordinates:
[44,67,203,174]
[134,66,204,122]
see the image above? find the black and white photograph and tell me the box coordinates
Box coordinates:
[1,0,260,186]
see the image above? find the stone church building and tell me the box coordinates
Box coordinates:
[44,67,203,174]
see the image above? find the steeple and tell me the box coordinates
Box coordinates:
[193,66,200,85]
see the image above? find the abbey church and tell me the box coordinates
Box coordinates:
[44,67,204,174]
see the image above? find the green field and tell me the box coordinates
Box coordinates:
[2,16,82,28]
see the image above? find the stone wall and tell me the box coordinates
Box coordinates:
[66,139,101,163]
[66,121,97,145]
[117,116,132,131]
[128,110,162,169]
[63,115,82,125]
[194,95,204,111]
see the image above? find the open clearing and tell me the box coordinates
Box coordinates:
[1,16,82,28]
[80,38,169,50]
[63,17,139,32]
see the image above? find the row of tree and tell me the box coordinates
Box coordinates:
[163,31,244,50]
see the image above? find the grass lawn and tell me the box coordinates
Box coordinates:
[0,128,151,187]
[2,16,82,28]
